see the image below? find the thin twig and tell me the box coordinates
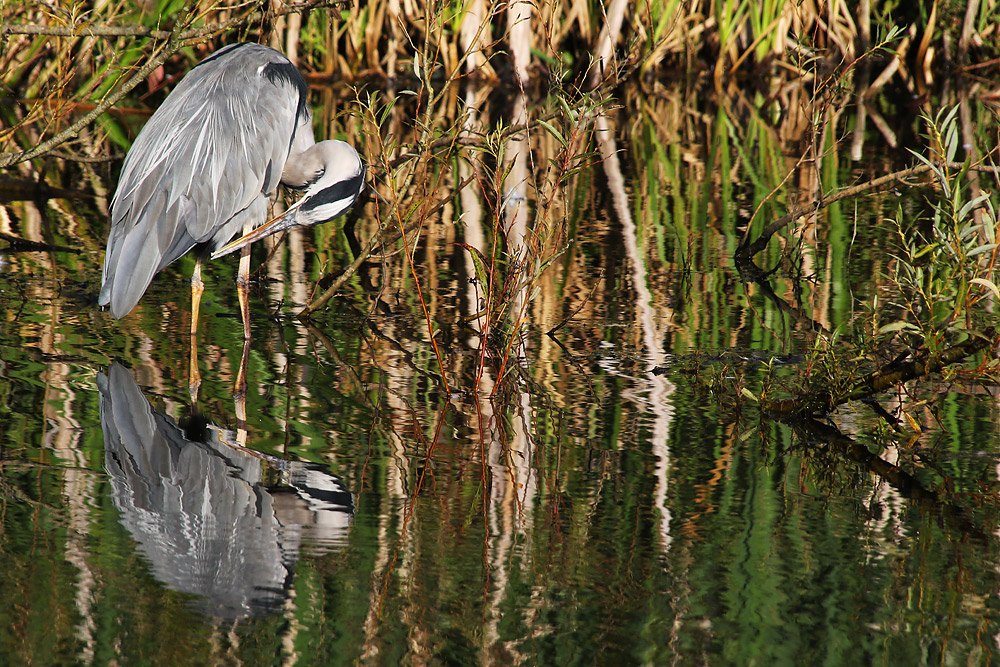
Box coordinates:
[299,173,476,316]
[546,269,604,335]
[0,37,185,168]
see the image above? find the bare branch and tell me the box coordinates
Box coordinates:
[2,24,211,40]
[0,36,186,169]
[737,158,1000,260]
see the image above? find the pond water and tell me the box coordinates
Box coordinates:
[2,82,1000,665]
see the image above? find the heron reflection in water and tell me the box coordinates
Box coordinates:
[98,362,353,620]
[100,43,365,338]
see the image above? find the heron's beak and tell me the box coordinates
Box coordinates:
[211,207,299,259]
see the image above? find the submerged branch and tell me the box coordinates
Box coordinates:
[0,175,90,201]
[0,232,81,254]
[767,328,997,416]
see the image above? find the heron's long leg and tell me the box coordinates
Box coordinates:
[236,225,253,342]
[234,221,253,397]
[189,258,204,402]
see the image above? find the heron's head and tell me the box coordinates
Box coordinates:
[294,141,366,224]
[212,141,365,259]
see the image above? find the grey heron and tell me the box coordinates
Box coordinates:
[100,42,365,336]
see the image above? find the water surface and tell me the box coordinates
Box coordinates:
[2,83,999,665]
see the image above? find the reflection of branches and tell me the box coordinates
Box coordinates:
[791,416,991,539]
[301,321,375,410]
[735,256,828,334]
[358,312,451,396]
[546,270,603,335]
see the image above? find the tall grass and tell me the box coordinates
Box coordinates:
[3,0,997,129]
[2,0,995,172]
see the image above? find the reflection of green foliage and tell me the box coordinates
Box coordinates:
[0,471,84,665]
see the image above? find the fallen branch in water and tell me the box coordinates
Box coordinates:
[0,232,81,254]
[0,175,90,200]
[766,328,997,416]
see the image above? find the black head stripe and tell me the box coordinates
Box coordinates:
[301,169,365,214]
[261,61,310,124]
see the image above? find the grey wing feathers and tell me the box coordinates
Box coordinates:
[100,43,310,318]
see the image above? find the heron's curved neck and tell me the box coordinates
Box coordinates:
[281,141,322,189]
[281,117,318,188]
